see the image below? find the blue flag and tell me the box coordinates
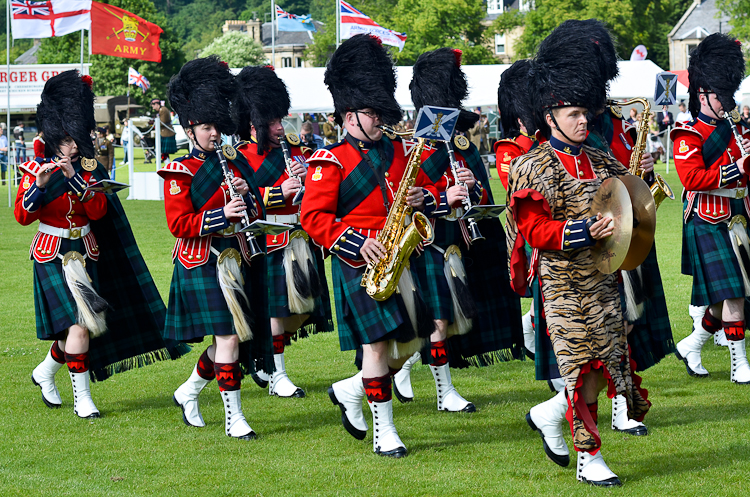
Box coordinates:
[276,6,316,32]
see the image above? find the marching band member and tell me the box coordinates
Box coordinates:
[16,70,186,418]
[506,26,650,486]
[301,34,439,458]
[392,48,524,412]
[233,65,333,398]
[672,33,750,384]
[160,57,273,440]
[495,59,539,359]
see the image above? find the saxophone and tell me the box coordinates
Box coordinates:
[361,133,435,301]
[617,97,675,209]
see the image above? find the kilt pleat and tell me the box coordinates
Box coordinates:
[412,245,452,321]
[331,256,423,351]
[161,135,178,155]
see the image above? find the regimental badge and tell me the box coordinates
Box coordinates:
[22,176,30,189]
[503,152,512,163]
[564,146,572,154]
[221,144,237,160]
[610,105,623,118]
[286,133,300,146]
[730,107,742,123]
[81,157,97,171]
[454,135,469,150]
[169,179,181,195]
[679,140,689,154]
[311,166,323,181]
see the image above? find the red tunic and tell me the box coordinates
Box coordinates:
[494,134,534,190]
[671,113,750,224]
[15,160,107,263]
[238,139,313,253]
[300,138,439,267]
[33,136,45,158]
[157,149,263,268]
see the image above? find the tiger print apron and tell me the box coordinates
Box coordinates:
[506,142,650,452]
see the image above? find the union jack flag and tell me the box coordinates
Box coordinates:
[128,67,150,93]
[275,5,295,19]
[11,0,50,17]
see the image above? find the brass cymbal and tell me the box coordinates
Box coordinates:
[590,177,633,274]
[619,174,657,271]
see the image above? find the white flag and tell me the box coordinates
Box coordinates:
[630,45,648,61]
[10,0,92,39]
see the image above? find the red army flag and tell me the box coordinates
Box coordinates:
[90,1,163,62]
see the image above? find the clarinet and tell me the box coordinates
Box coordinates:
[213,141,264,259]
[279,136,305,206]
[725,111,749,159]
[445,142,484,242]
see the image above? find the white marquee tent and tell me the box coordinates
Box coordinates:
[272,60,688,115]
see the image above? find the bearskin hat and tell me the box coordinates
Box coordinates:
[168,55,236,135]
[409,48,479,133]
[532,23,603,138]
[688,33,744,118]
[36,70,96,159]
[497,59,535,139]
[324,34,402,126]
[233,65,290,154]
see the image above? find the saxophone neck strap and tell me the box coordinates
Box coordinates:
[347,133,390,211]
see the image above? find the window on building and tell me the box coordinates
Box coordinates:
[282,57,292,67]
[495,33,506,55]
[486,0,502,14]
[519,0,534,11]
[296,57,303,67]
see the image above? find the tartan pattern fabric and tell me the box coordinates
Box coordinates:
[164,236,274,376]
[702,119,732,168]
[421,145,449,182]
[625,244,675,371]
[336,137,395,218]
[32,238,99,339]
[459,143,493,203]
[267,244,334,336]
[585,112,613,153]
[33,159,187,382]
[412,246,452,320]
[532,278,563,380]
[161,135,178,155]
[331,256,424,351]
[684,210,748,306]
[252,147,286,187]
[190,152,265,218]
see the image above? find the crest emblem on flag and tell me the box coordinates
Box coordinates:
[654,72,678,106]
[413,106,460,142]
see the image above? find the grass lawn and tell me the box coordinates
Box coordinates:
[0,159,748,496]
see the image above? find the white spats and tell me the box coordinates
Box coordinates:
[368,399,406,458]
[393,352,420,403]
[522,309,535,357]
[714,330,729,347]
[675,323,713,377]
[220,389,256,440]
[728,339,750,384]
[577,450,621,487]
[269,353,305,398]
[31,350,64,408]
[173,366,211,427]
[328,372,368,440]
[526,389,570,467]
[430,363,475,412]
[611,394,647,436]
[69,371,100,419]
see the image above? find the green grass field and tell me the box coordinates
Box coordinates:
[1,157,748,496]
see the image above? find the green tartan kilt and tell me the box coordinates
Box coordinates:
[266,242,334,336]
[161,135,178,155]
[684,203,748,306]
[331,256,429,351]
[164,237,252,341]
[412,245,452,321]
[32,238,99,340]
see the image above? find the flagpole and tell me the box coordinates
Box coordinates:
[271,0,276,67]
[7,0,12,207]
[336,0,341,48]
[80,29,84,72]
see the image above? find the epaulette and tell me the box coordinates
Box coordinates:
[18,160,44,176]
[158,160,194,176]
[309,148,344,169]
[493,138,525,156]
[670,121,702,141]
[324,139,346,151]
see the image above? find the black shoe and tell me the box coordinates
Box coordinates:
[526,412,570,467]
[376,446,407,458]
[328,386,367,440]
[393,382,413,403]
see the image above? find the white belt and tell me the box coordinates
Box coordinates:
[38,222,91,240]
[704,188,748,199]
[266,213,300,225]
[219,222,243,236]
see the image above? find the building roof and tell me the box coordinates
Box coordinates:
[669,0,730,41]
[261,21,324,47]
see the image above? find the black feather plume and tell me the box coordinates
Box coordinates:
[291,259,312,299]
[452,274,477,319]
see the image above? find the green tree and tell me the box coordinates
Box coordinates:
[200,31,267,66]
[718,0,750,72]
[37,0,186,107]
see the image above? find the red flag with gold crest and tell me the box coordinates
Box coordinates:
[90,1,163,62]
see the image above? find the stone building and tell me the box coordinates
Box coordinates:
[668,0,730,71]
[222,18,323,68]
